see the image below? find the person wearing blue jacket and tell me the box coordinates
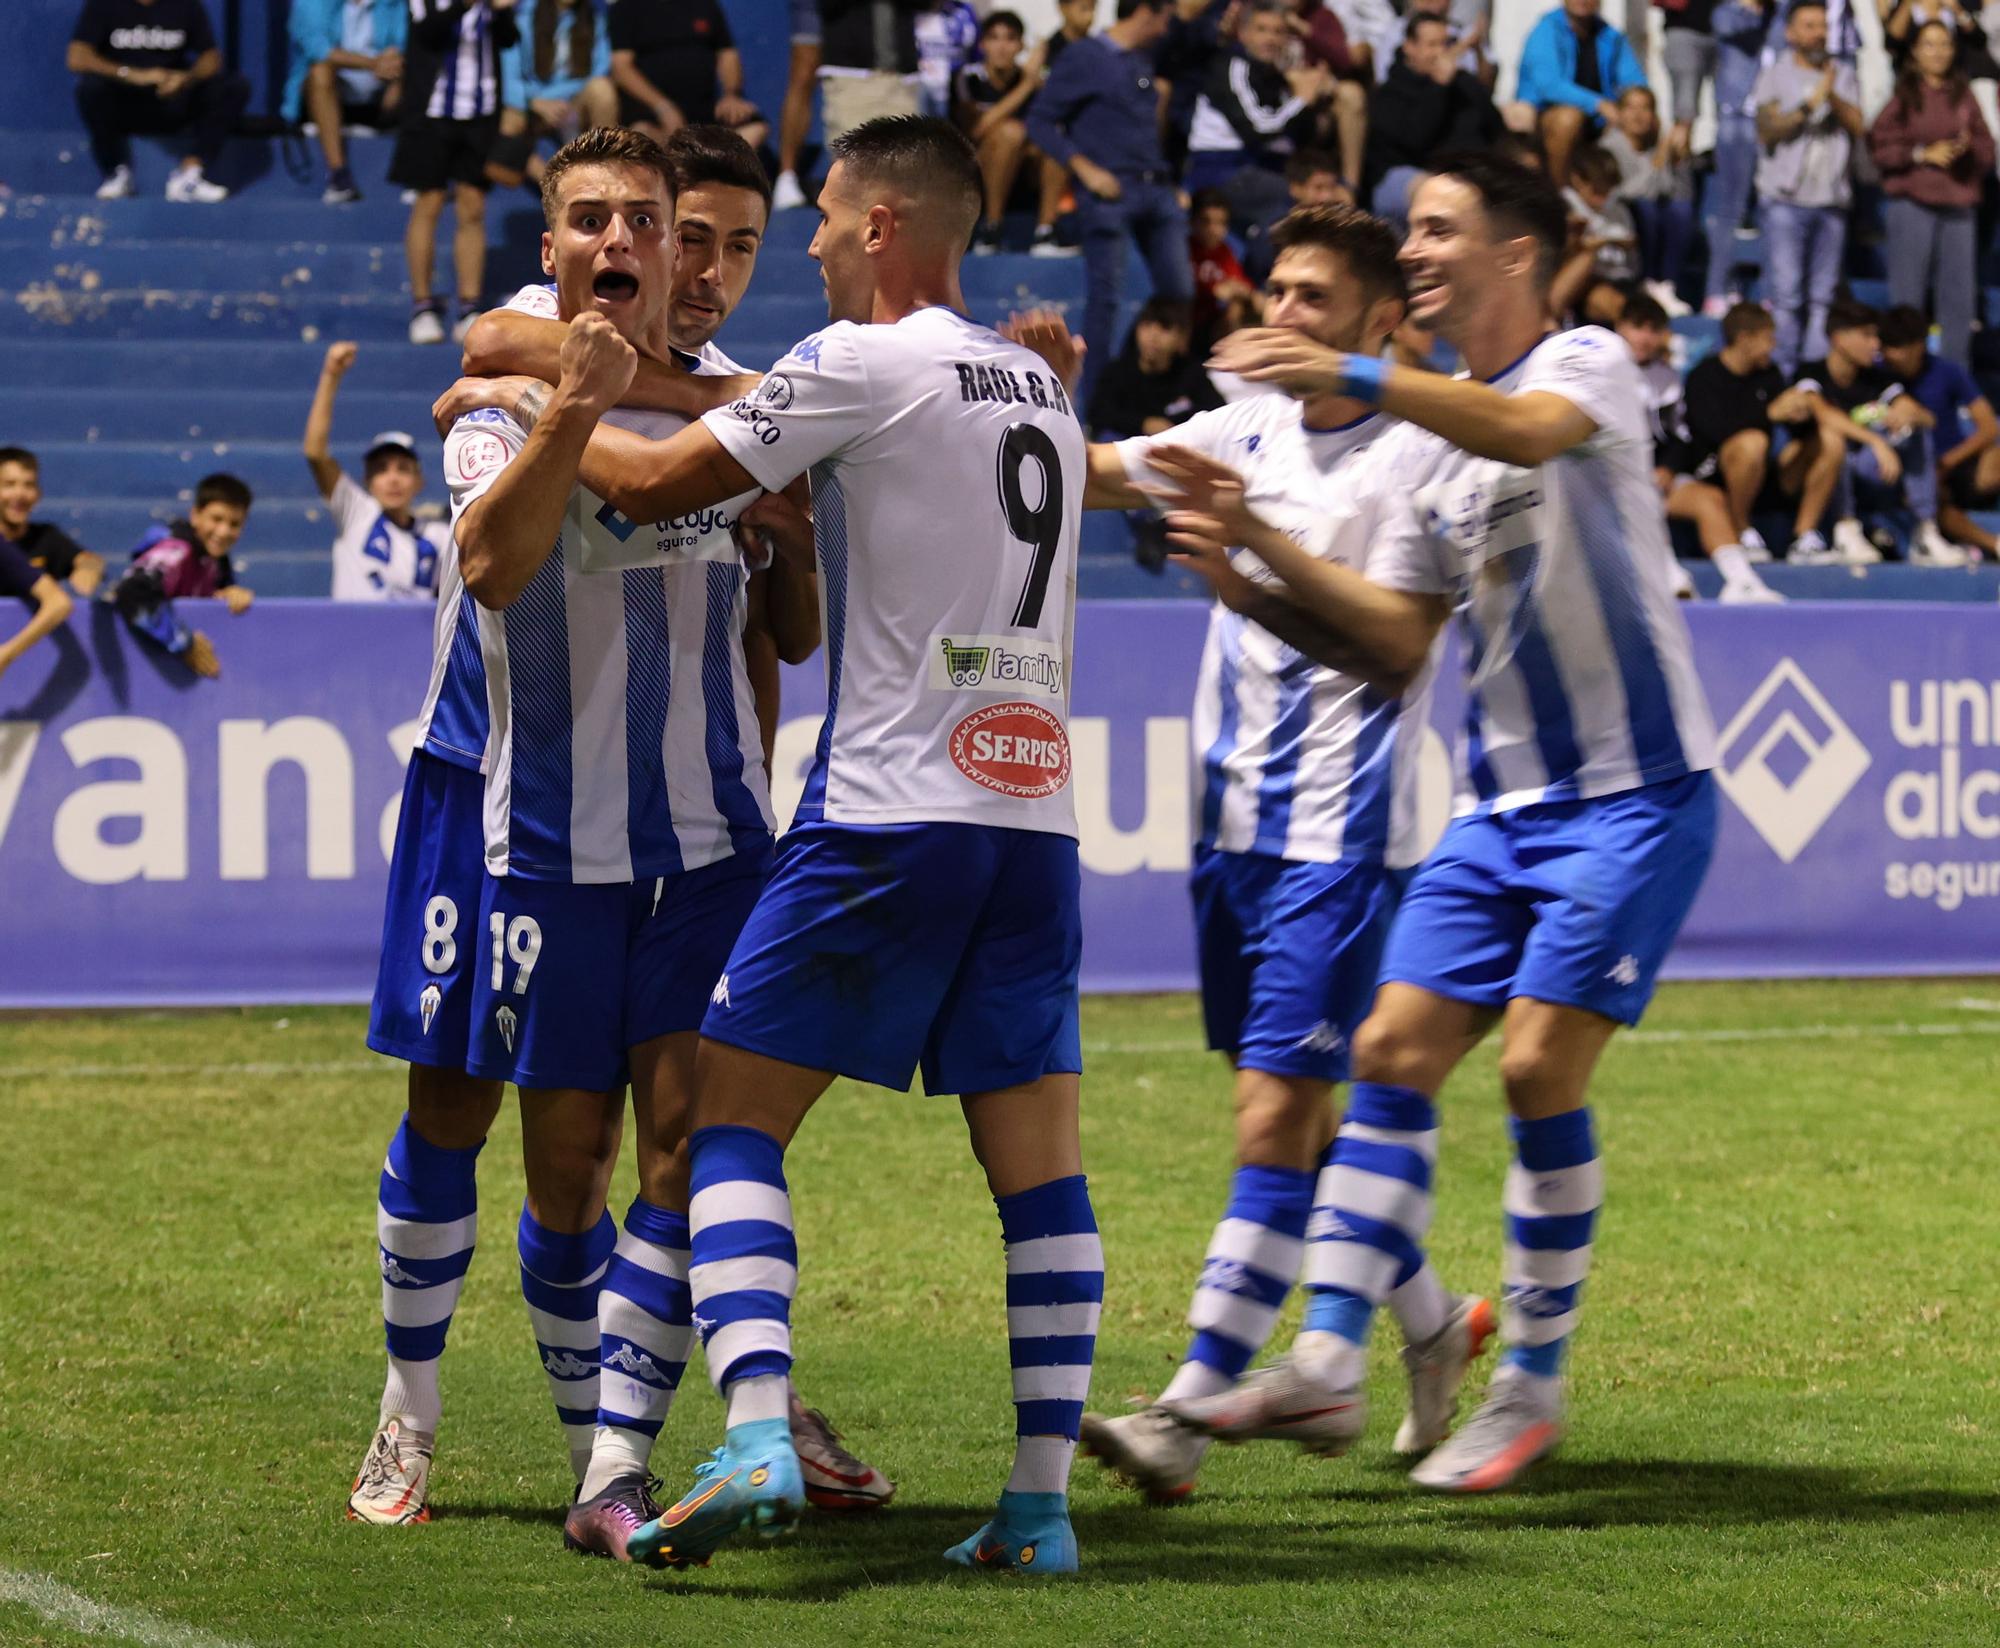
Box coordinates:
[284,0,409,204]
[1513,0,1647,185]
[487,0,615,190]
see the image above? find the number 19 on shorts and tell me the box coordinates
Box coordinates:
[489,912,543,995]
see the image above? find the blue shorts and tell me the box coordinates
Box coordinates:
[368,751,488,1072]
[1191,847,1399,1083]
[702,821,1083,1097]
[466,844,773,1093]
[1381,772,1717,1026]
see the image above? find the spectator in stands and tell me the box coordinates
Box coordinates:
[956,10,1071,256]
[1868,20,1993,368]
[1562,145,1640,284]
[67,0,251,202]
[0,535,75,688]
[0,448,105,598]
[1363,14,1500,232]
[1029,0,1195,400]
[1513,0,1647,186]
[916,0,980,117]
[1186,0,1337,225]
[1703,0,1774,316]
[816,0,922,145]
[1370,0,1490,85]
[1045,0,1099,74]
[1242,147,1350,279]
[1086,298,1223,438]
[284,0,406,205]
[1655,0,1719,165]
[1188,188,1259,343]
[488,0,615,191]
[1679,301,1843,563]
[1879,0,1994,70]
[1619,295,1782,599]
[1156,0,1233,174]
[1603,84,1694,312]
[1321,0,1395,76]
[1794,297,1964,563]
[1880,303,2000,556]
[773,0,820,209]
[303,343,451,601]
[106,473,255,678]
[395,0,519,346]
[610,0,765,151]
[1754,0,1863,372]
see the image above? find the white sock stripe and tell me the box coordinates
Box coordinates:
[377,1212,477,1263]
[1319,1164,1434,1235]
[1205,1217,1305,1277]
[612,1230,689,1277]
[1302,1242,1400,1300]
[1338,1122,1439,1164]
[1503,1303,1579,1345]
[1187,1287,1280,1346]
[1007,1300,1101,1338]
[1011,1362,1095,1401]
[1005,1233,1104,1274]
[598,1293,685,1341]
[1505,1241,1595,1289]
[524,1311,598,1351]
[704,1318,792,1383]
[383,1284,463,1329]
[688,1254,799,1302]
[1503,1159,1605,1219]
[689,1181,793,1235]
[1503,1240,1594,1288]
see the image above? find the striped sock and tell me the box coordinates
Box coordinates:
[580,1197,693,1501]
[1159,1163,1313,1404]
[686,1125,798,1431]
[1500,1109,1601,1381]
[517,1206,615,1481]
[376,1116,482,1435]
[998,1175,1103,1495]
[1296,1083,1439,1380]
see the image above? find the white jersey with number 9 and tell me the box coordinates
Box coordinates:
[702,306,1085,839]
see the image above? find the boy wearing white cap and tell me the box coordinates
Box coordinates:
[305,340,453,600]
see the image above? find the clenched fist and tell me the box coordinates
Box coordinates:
[322,340,358,377]
[559,312,638,414]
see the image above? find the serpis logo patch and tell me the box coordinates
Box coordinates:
[949,701,1072,798]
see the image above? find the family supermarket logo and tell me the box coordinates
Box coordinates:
[1714,658,1871,864]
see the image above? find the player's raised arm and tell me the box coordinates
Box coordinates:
[461,305,758,416]
[1001,308,1154,510]
[1209,327,1599,468]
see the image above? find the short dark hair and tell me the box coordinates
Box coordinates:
[540,125,676,226]
[194,473,253,513]
[1826,297,1878,337]
[1405,11,1452,41]
[980,8,1025,37]
[827,114,981,235]
[1570,144,1622,194]
[1137,297,1193,333]
[364,447,421,483]
[664,123,771,215]
[1722,300,1776,344]
[1620,291,1670,330]
[1190,186,1231,216]
[1270,203,1407,306]
[1878,305,1929,348]
[1424,149,1569,288]
[0,446,35,473]
[1285,148,1340,184]
[1116,0,1170,17]
[1787,0,1827,15]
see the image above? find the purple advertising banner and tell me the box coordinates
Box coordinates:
[1,599,1996,1006]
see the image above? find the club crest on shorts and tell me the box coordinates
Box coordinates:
[418,982,442,1035]
[495,1004,518,1053]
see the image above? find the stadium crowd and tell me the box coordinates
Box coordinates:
[11,0,2000,672]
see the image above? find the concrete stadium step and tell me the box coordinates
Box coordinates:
[25,386,426,443]
[34,439,445,501]
[44,492,364,560]
[0,127,406,200]
[9,337,465,392]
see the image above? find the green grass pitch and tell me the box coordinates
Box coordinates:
[3,981,1998,1647]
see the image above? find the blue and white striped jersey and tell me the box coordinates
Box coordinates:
[1115,396,1433,868]
[441,385,774,885]
[412,532,489,772]
[412,0,505,120]
[1369,327,1718,815]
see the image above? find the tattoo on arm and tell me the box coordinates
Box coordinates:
[516,382,550,430]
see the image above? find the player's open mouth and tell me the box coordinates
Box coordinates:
[593,271,640,302]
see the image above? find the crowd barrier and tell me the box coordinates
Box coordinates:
[2,599,1996,1007]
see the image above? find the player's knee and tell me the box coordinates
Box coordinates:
[1232,1069,1328,1166]
[637,1135,691,1210]
[1350,1013,1428,1089]
[406,1067,502,1149]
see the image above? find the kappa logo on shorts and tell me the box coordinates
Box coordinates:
[1607,955,1641,988]
[1294,1020,1345,1055]
[418,982,442,1035]
[948,701,1072,799]
[495,1004,518,1053]
[711,974,731,1009]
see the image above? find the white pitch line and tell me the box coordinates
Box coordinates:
[0,1058,385,1081]
[1952,997,2000,1013]
[0,1570,251,1648]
